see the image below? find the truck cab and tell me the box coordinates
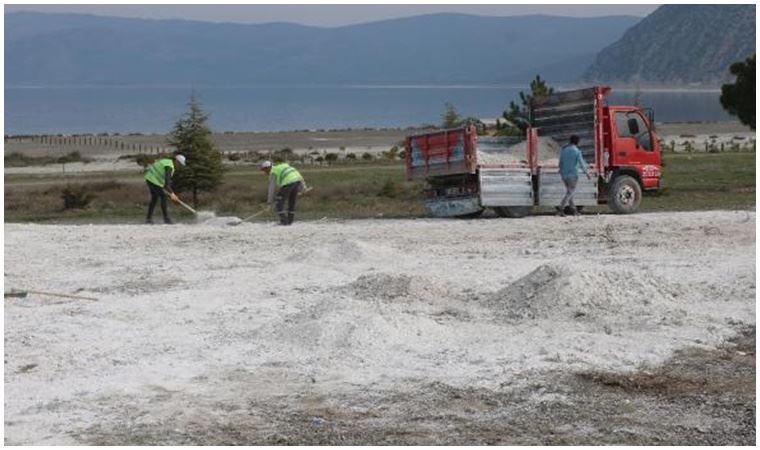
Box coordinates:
[600,105,662,212]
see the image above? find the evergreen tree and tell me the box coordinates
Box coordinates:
[441,102,462,129]
[720,54,755,130]
[500,75,554,135]
[169,96,223,207]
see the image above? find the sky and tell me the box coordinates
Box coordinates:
[4,4,660,27]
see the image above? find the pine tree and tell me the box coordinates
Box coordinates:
[441,102,462,129]
[720,54,755,130]
[169,96,223,207]
[500,75,555,135]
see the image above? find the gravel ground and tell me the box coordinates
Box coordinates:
[4,210,755,444]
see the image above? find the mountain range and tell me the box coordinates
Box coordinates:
[6,7,756,88]
[584,5,755,85]
[6,12,639,86]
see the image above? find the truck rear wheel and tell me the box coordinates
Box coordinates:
[609,175,642,214]
[493,206,531,218]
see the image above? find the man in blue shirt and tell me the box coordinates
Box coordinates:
[557,135,591,216]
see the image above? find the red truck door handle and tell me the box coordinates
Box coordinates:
[619,152,627,157]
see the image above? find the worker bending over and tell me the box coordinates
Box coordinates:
[144,153,186,224]
[259,160,307,225]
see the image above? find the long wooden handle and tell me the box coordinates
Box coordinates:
[6,289,98,301]
[241,206,270,222]
[164,190,197,214]
[175,198,197,215]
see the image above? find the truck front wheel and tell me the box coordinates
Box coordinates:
[609,175,642,214]
[493,206,531,218]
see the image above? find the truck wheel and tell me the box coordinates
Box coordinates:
[493,206,531,218]
[609,175,642,214]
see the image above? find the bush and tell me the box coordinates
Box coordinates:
[56,151,92,164]
[61,185,96,209]
[378,179,400,198]
[361,152,373,161]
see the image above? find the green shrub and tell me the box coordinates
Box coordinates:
[378,179,400,198]
[61,185,96,210]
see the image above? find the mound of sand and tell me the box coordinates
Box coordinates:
[200,216,243,226]
[342,272,456,303]
[485,264,690,321]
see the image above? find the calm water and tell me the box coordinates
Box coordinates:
[4,85,731,135]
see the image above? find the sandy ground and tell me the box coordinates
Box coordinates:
[4,210,756,444]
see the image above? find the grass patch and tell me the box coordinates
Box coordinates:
[641,152,755,211]
[4,152,755,223]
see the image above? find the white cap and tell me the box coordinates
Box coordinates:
[175,154,187,166]
[259,160,272,169]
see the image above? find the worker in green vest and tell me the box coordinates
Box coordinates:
[144,153,186,224]
[259,160,307,225]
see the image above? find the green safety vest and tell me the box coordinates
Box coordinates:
[144,158,175,187]
[271,163,302,188]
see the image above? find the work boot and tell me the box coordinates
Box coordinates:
[569,207,579,216]
[287,212,295,225]
[555,206,565,217]
[145,218,154,225]
[278,213,288,225]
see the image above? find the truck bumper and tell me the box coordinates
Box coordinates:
[424,196,482,217]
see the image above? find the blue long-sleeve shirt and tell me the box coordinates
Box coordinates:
[558,144,588,180]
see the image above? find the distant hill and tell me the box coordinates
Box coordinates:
[583,5,756,86]
[5,12,640,86]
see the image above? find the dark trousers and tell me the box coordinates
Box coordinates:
[276,182,300,225]
[146,181,171,223]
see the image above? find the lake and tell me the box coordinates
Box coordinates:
[4,85,732,135]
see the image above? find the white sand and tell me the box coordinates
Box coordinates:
[4,211,755,444]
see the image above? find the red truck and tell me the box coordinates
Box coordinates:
[405,86,662,217]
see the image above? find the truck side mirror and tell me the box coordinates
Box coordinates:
[627,118,640,135]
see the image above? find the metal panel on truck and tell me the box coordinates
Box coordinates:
[479,168,533,207]
[538,169,598,207]
[531,87,598,163]
[406,127,476,179]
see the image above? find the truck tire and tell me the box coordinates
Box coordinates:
[609,175,642,214]
[493,206,531,218]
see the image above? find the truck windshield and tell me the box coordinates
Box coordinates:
[615,111,652,151]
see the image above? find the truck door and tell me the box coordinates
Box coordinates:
[612,110,660,168]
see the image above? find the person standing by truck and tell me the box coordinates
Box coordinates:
[259,160,307,225]
[144,153,186,224]
[557,135,590,216]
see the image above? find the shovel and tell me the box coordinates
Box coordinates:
[164,189,197,215]
[230,205,271,226]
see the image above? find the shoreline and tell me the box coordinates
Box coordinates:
[4,119,755,177]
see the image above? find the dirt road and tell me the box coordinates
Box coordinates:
[4,211,755,444]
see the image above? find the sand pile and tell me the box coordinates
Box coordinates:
[537,138,561,165]
[342,272,457,304]
[484,264,691,322]
[201,216,243,226]
[476,139,527,165]
[474,137,562,166]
